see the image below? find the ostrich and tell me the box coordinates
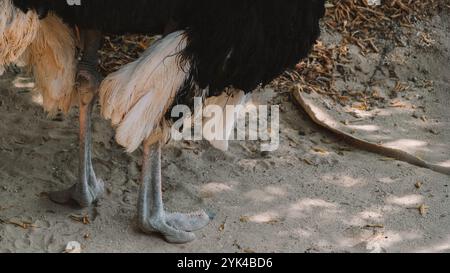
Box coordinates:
[3,0,325,243]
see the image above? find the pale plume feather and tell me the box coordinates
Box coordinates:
[0,0,39,67]
[22,14,77,114]
[99,31,188,152]
[0,0,77,114]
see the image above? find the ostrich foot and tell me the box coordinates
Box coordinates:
[139,214,197,244]
[138,140,213,243]
[165,210,214,232]
[49,178,104,208]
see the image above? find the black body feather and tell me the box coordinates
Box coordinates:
[12,0,325,96]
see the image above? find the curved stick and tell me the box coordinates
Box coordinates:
[293,90,450,176]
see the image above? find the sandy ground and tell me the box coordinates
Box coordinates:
[0,12,449,253]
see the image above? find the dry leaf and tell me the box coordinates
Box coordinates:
[365,224,385,229]
[240,216,250,223]
[303,159,315,166]
[390,100,408,108]
[219,218,227,232]
[415,181,423,189]
[313,146,328,154]
[7,220,37,229]
[70,214,90,225]
[243,248,256,253]
[352,102,368,111]
[418,204,429,216]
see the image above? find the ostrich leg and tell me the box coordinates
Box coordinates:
[138,139,212,243]
[49,29,104,207]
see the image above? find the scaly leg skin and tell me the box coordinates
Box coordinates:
[49,30,104,208]
[138,140,212,243]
